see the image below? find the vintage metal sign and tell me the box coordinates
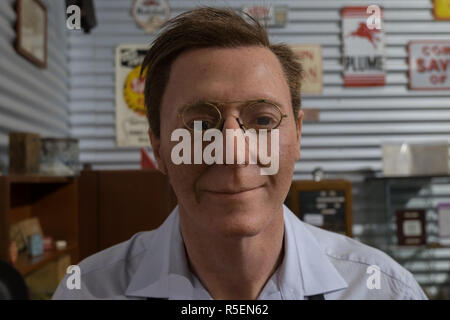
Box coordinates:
[242,5,288,27]
[131,0,170,33]
[396,209,427,246]
[290,44,323,94]
[115,44,150,147]
[434,0,450,20]
[341,7,386,87]
[408,41,450,90]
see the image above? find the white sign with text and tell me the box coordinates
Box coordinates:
[408,41,450,90]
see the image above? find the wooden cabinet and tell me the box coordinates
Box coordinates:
[0,175,79,298]
[0,170,176,298]
[78,170,177,260]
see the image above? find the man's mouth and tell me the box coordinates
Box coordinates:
[202,185,264,196]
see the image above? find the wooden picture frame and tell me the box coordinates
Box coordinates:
[287,180,353,237]
[396,209,426,246]
[15,0,47,68]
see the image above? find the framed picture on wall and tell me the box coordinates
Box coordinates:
[15,0,47,68]
[396,209,426,246]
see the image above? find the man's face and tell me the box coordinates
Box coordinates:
[150,46,303,237]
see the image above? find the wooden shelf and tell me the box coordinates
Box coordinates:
[1,175,80,271]
[7,175,75,184]
[15,243,77,277]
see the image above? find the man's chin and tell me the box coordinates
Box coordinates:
[213,223,265,239]
[202,208,273,238]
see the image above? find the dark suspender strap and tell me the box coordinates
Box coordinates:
[307,294,325,300]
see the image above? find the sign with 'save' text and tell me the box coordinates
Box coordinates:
[408,41,450,90]
[341,7,386,87]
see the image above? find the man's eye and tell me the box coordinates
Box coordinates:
[188,119,216,130]
[256,116,272,126]
[241,101,281,129]
[201,120,214,130]
[250,114,277,128]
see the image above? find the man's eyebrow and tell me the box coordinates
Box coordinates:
[183,99,215,107]
[181,97,284,109]
[178,100,216,113]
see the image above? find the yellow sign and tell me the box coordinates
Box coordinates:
[434,0,450,20]
[115,44,150,147]
[123,65,147,116]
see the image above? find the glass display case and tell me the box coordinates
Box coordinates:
[366,174,450,299]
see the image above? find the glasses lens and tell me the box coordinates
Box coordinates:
[182,103,221,131]
[241,101,282,130]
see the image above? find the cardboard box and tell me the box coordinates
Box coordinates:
[9,132,41,174]
[382,142,449,176]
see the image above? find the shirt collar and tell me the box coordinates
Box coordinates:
[125,209,195,299]
[125,205,348,299]
[280,205,348,298]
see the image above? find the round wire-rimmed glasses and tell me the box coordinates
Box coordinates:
[177,99,288,132]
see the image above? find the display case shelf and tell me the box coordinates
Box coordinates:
[364,175,450,299]
[16,243,77,277]
[0,175,79,277]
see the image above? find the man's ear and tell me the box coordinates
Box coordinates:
[295,110,304,161]
[149,127,168,175]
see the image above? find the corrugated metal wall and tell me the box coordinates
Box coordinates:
[69,0,450,298]
[69,0,450,174]
[0,0,70,171]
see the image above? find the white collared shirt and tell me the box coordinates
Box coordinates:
[53,205,427,300]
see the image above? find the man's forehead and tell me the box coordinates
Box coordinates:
[157,46,292,126]
[166,47,289,101]
[171,46,284,77]
[176,45,277,61]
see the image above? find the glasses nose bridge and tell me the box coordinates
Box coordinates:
[216,100,246,115]
[214,101,246,131]
[217,114,244,132]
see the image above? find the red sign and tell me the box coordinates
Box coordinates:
[341,7,386,87]
[350,22,381,48]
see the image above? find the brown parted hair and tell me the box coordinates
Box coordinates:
[141,7,303,138]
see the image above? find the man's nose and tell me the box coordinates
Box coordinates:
[220,116,249,167]
[220,115,242,132]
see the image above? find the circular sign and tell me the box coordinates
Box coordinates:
[131,0,171,33]
[123,65,147,116]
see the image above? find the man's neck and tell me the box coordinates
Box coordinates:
[179,207,285,300]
